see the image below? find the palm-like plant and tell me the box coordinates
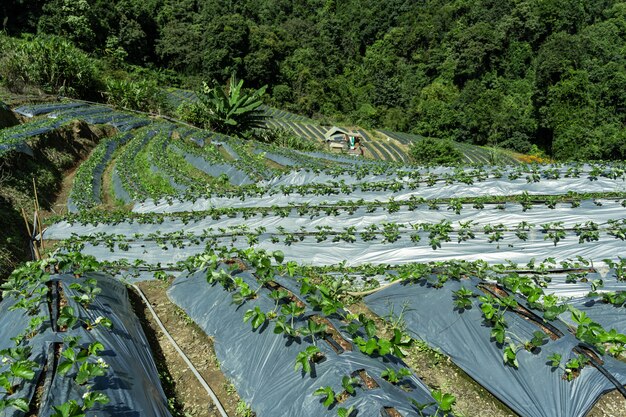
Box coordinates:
[193,74,267,135]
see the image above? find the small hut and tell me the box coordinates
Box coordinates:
[324,127,362,152]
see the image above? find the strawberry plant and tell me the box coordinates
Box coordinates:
[604,257,626,281]
[0,398,29,413]
[337,405,355,417]
[457,221,476,243]
[58,337,107,384]
[69,279,102,307]
[299,319,328,344]
[541,222,566,246]
[380,367,411,384]
[452,287,475,310]
[243,306,267,330]
[0,358,37,395]
[412,389,456,417]
[314,386,335,407]
[341,375,359,395]
[294,346,322,375]
[574,222,599,243]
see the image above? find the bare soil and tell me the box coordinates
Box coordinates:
[132,279,244,417]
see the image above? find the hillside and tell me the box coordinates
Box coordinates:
[0,91,625,417]
[1,4,626,417]
[3,0,626,160]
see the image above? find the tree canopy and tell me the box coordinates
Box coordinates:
[3,0,626,160]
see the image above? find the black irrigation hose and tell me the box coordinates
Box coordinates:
[477,283,565,338]
[573,344,626,400]
[481,283,626,400]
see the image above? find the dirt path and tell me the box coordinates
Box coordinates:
[134,279,245,417]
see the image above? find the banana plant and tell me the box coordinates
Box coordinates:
[194,74,267,135]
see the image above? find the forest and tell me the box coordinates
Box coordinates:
[2,0,626,160]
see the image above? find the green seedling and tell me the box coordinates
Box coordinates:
[313,386,336,407]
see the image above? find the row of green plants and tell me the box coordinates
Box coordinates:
[131,130,179,199]
[0,253,111,416]
[175,132,281,182]
[55,218,626,255]
[70,156,626,205]
[58,118,626,204]
[148,129,242,197]
[113,127,164,202]
[451,270,626,375]
[279,254,626,378]
[181,247,457,417]
[54,191,626,229]
[69,133,131,211]
[0,117,69,155]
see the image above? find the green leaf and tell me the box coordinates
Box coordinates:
[273,250,285,264]
[337,406,355,417]
[313,386,335,407]
[51,400,85,417]
[243,309,255,323]
[6,398,29,412]
[363,338,378,355]
[0,374,10,391]
[251,310,266,330]
[89,342,105,356]
[432,389,456,412]
[82,391,110,409]
[491,323,506,344]
[57,360,74,375]
[11,361,35,380]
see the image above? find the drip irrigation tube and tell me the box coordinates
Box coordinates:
[131,284,230,417]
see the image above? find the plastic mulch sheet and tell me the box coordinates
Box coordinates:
[111,168,132,203]
[364,278,626,417]
[47,198,626,268]
[0,273,171,417]
[168,267,440,417]
[14,103,86,118]
[132,172,626,213]
[172,146,254,186]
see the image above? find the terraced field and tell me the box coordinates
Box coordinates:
[165,88,520,165]
[1,98,626,417]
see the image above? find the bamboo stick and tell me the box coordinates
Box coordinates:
[21,207,41,260]
[33,177,45,250]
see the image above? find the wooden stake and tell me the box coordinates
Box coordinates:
[33,177,45,251]
[21,207,41,261]
[20,207,32,237]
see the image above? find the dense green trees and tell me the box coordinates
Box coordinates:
[3,0,626,160]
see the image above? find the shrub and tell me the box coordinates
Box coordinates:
[256,127,321,152]
[409,137,463,165]
[0,34,101,99]
[105,78,169,114]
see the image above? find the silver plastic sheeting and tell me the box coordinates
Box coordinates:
[295,151,380,166]
[254,149,299,167]
[69,229,624,268]
[133,175,626,213]
[14,102,86,117]
[168,267,439,417]
[46,200,624,240]
[365,278,626,417]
